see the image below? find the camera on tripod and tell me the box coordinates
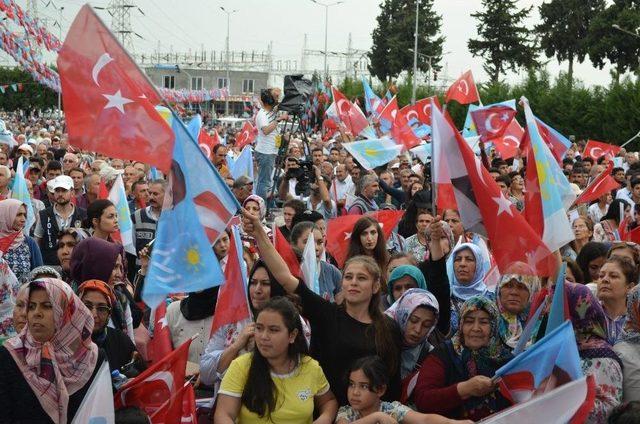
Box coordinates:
[286,159,315,197]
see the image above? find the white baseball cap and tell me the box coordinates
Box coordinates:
[17,143,34,154]
[48,175,74,192]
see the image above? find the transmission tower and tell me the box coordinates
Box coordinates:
[108,0,136,52]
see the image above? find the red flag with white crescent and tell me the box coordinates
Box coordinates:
[445,70,480,105]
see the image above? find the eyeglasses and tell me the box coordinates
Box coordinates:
[83,301,111,316]
[63,159,75,163]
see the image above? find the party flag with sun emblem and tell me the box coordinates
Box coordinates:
[342,138,403,170]
[143,108,240,308]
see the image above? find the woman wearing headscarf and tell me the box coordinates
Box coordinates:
[78,279,141,373]
[496,271,541,350]
[0,278,105,423]
[413,296,512,421]
[165,286,219,364]
[240,195,272,257]
[447,243,491,335]
[386,265,428,307]
[385,288,439,402]
[0,199,43,282]
[531,281,623,423]
[593,198,630,242]
[614,285,640,401]
[70,237,141,342]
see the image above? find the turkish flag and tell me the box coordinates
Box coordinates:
[146,300,173,365]
[0,231,20,256]
[198,128,218,150]
[471,105,517,142]
[57,5,174,172]
[434,105,557,277]
[115,338,191,422]
[583,140,622,161]
[235,121,257,149]
[326,215,362,268]
[445,70,480,105]
[391,109,422,150]
[149,381,196,424]
[400,96,441,126]
[370,210,404,238]
[331,86,369,136]
[574,162,619,205]
[273,226,301,277]
[492,119,524,160]
[210,227,251,336]
[379,96,399,127]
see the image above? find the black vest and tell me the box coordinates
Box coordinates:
[39,206,87,265]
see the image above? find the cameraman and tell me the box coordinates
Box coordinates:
[278,156,303,201]
[255,87,288,201]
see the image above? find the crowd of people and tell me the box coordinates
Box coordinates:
[0,83,638,424]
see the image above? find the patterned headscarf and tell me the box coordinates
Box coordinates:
[447,243,489,300]
[497,273,541,349]
[0,199,25,250]
[243,195,266,221]
[4,278,98,424]
[621,285,640,345]
[451,296,512,371]
[562,282,619,361]
[385,288,439,379]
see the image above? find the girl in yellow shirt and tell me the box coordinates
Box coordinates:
[215,297,338,423]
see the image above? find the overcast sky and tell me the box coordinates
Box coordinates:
[19,0,619,87]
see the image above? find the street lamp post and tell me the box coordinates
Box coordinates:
[310,0,344,80]
[220,6,238,116]
[411,0,420,105]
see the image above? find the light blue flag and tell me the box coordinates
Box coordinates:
[546,262,567,336]
[11,156,35,236]
[362,77,383,117]
[359,126,378,140]
[343,138,403,170]
[229,146,254,180]
[187,114,202,141]
[143,110,240,308]
[411,143,432,164]
[523,99,575,252]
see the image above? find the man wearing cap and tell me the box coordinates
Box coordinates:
[16,143,33,160]
[232,175,254,205]
[34,175,87,265]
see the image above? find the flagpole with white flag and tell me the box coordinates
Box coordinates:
[71,361,115,424]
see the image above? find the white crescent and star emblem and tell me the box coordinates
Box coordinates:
[91,52,113,86]
[422,102,431,118]
[103,90,133,114]
[588,147,604,159]
[493,194,514,216]
[458,79,469,96]
[344,231,351,240]
[502,135,520,148]
[474,155,487,187]
[484,113,499,134]
[336,98,349,114]
[406,110,419,122]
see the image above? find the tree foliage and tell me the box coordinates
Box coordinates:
[468,0,539,83]
[0,67,57,111]
[586,0,640,79]
[536,0,605,84]
[368,0,444,83]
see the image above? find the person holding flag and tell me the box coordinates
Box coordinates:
[413,296,512,421]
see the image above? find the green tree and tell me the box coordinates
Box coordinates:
[587,0,640,81]
[468,0,539,83]
[536,0,605,85]
[0,67,57,111]
[368,0,444,83]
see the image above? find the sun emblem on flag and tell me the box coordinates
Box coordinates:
[185,245,203,271]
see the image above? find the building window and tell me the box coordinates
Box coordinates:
[162,75,175,89]
[191,76,203,90]
[242,79,254,93]
[217,77,228,89]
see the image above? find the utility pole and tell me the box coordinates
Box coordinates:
[411,0,419,105]
[221,6,238,116]
[310,0,344,79]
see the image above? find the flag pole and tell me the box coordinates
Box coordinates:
[620,130,640,149]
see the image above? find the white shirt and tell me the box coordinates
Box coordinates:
[331,175,355,201]
[588,203,608,224]
[254,108,278,155]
